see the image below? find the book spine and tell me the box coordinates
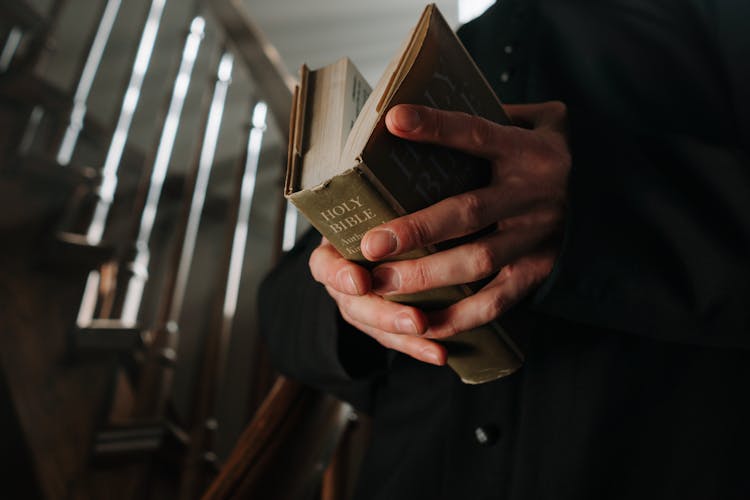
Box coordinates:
[287,168,522,384]
[288,167,396,264]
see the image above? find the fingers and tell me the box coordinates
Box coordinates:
[385,102,567,148]
[423,247,558,339]
[370,215,559,295]
[310,237,445,365]
[385,104,520,160]
[326,285,429,336]
[385,102,569,178]
[317,102,569,360]
[361,188,498,260]
[327,246,557,360]
[503,101,567,131]
[340,311,446,366]
[309,238,370,295]
[361,186,552,261]
[326,285,446,366]
[370,103,570,262]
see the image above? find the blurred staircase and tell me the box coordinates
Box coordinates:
[0,1,364,499]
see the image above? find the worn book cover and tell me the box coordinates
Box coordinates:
[285,4,523,384]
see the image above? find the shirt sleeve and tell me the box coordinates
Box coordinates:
[258,228,388,413]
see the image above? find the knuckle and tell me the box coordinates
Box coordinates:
[549,100,568,118]
[459,192,486,230]
[335,292,352,311]
[484,292,507,322]
[430,109,446,141]
[541,255,556,277]
[309,249,337,285]
[471,243,499,278]
[431,320,458,339]
[470,118,493,150]
[403,261,432,291]
[500,262,515,281]
[499,264,516,284]
[534,140,559,166]
[545,206,566,228]
[533,255,555,281]
[339,307,355,326]
[443,320,460,338]
[377,334,398,351]
[402,216,432,248]
[308,252,323,282]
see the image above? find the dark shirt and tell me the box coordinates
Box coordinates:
[261,1,750,499]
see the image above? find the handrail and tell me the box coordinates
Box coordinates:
[208,0,296,139]
[202,377,351,500]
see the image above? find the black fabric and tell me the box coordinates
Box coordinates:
[0,369,43,499]
[260,1,750,498]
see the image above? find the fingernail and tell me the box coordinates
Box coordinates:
[421,348,442,365]
[336,268,360,295]
[395,313,418,335]
[363,229,397,259]
[372,267,400,293]
[392,106,421,132]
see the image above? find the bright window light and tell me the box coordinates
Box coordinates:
[458,0,495,23]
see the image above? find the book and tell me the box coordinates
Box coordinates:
[284,4,523,384]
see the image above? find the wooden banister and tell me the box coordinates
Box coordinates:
[208,0,296,139]
[202,377,351,500]
[0,0,363,498]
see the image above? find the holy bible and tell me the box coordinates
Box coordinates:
[285,4,523,384]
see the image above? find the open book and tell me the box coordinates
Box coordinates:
[285,4,522,384]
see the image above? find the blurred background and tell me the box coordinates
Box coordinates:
[0,0,490,498]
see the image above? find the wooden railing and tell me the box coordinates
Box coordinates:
[0,0,360,498]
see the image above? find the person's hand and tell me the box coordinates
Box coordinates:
[309,102,571,365]
[310,237,444,365]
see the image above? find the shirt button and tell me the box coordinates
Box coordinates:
[474,424,501,446]
[504,45,513,54]
[500,71,510,83]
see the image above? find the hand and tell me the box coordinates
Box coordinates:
[309,237,446,365]
[309,102,571,365]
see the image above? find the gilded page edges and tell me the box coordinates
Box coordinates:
[285,84,300,196]
[285,65,309,197]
